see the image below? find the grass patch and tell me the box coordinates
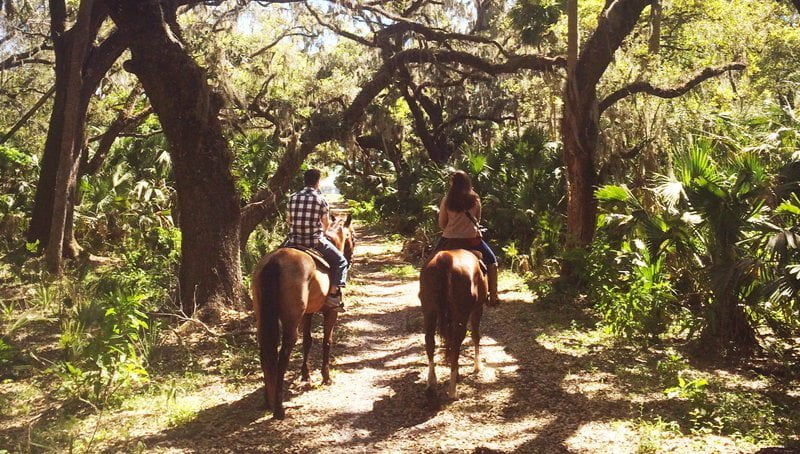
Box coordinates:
[380,264,418,279]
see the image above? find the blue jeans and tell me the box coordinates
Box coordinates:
[474,239,498,265]
[315,237,348,287]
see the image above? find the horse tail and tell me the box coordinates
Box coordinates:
[435,254,455,367]
[257,259,281,403]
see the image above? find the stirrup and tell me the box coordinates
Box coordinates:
[324,292,345,312]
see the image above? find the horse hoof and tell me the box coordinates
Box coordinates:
[273,408,286,420]
[321,378,332,386]
[301,374,310,382]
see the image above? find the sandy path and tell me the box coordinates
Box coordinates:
[119,229,752,454]
[136,231,558,453]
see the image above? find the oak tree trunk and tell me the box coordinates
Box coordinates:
[559,0,651,275]
[28,29,83,258]
[29,4,124,260]
[561,82,600,251]
[107,0,242,316]
[46,0,96,272]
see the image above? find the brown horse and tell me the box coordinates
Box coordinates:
[419,247,488,399]
[252,214,354,419]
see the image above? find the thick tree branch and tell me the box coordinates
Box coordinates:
[387,48,565,75]
[576,0,651,92]
[0,85,56,145]
[49,0,67,38]
[82,87,152,176]
[0,43,53,71]
[304,2,377,47]
[599,62,746,114]
[81,30,126,101]
[249,30,317,58]
[375,20,513,57]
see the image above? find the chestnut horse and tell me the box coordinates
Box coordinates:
[252,214,354,419]
[419,247,488,398]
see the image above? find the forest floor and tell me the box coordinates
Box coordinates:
[2,226,799,453]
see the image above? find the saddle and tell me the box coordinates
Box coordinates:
[436,238,487,275]
[285,245,331,272]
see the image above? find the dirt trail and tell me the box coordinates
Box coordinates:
[105,228,755,453]
[126,235,612,452]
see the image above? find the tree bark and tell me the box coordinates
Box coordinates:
[27,12,125,257]
[46,0,98,272]
[107,0,242,316]
[560,0,651,259]
[649,0,661,54]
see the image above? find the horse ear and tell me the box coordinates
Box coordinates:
[344,213,352,228]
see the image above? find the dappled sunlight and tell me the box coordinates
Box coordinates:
[564,421,639,452]
[6,229,795,452]
[565,420,758,453]
[562,370,622,400]
[342,318,392,334]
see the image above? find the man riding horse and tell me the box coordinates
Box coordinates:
[252,168,354,418]
[285,168,349,312]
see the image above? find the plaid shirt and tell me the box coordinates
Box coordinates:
[287,187,329,247]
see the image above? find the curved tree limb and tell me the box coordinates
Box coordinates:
[0,43,53,71]
[0,85,55,145]
[304,2,377,47]
[238,44,564,243]
[82,86,153,176]
[249,29,317,58]
[599,62,746,114]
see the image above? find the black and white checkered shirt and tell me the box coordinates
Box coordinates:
[287,187,329,247]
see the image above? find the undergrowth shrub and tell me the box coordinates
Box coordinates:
[587,116,800,349]
[52,268,160,406]
[585,238,674,341]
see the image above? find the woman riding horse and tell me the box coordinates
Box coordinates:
[436,170,500,306]
[419,170,499,398]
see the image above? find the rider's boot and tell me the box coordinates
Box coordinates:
[324,288,345,312]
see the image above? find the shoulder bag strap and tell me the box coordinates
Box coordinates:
[463,209,480,227]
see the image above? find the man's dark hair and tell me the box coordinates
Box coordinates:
[304,168,322,187]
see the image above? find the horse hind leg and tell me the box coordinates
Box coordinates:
[321,310,339,385]
[259,331,278,412]
[470,305,484,374]
[273,324,299,420]
[424,311,437,393]
[300,314,313,382]
[448,320,468,399]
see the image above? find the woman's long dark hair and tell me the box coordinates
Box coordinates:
[444,170,479,212]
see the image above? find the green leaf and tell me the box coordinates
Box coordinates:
[595,185,631,203]
[776,200,800,215]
